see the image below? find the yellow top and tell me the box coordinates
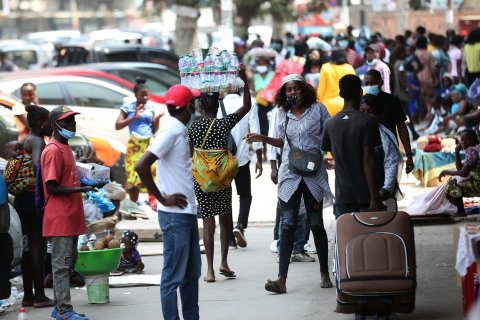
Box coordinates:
[317,63,355,116]
[465,43,480,73]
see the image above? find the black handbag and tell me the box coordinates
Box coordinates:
[219,99,237,155]
[285,115,321,176]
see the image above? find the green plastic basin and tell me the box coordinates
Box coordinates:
[75,247,123,275]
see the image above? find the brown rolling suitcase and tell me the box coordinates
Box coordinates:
[334,211,416,319]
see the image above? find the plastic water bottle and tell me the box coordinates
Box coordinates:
[220,50,230,70]
[17,307,28,320]
[204,53,213,85]
[228,53,239,83]
[213,54,224,87]
[190,58,200,89]
[178,56,188,86]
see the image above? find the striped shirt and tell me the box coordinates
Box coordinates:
[276,103,334,207]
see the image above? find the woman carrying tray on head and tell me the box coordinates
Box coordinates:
[188,65,251,283]
[246,74,334,293]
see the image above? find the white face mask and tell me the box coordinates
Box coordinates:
[256,66,268,74]
[367,58,378,66]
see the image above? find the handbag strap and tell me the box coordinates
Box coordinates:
[201,119,216,149]
[219,99,227,118]
[284,113,291,147]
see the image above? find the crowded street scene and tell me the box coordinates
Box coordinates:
[0,0,480,319]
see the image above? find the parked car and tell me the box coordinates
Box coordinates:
[0,92,20,156]
[56,44,178,69]
[1,41,52,70]
[70,62,180,96]
[0,68,166,103]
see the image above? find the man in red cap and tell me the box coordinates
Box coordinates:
[136,84,201,320]
[41,106,94,320]
[365,43,391,93]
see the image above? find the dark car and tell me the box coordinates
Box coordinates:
[56,44,179,70]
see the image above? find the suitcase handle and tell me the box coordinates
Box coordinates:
[351,211,397,227]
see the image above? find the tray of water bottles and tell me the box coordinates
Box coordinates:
[179,47,244,93]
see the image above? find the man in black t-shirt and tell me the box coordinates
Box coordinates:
[322,75,383,218]
[364,69,416,174]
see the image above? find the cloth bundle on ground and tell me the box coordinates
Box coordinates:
[423,135,442,152]
[405,176,464,216]
[3,151,35,195]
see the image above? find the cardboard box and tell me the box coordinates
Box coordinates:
[76,162,110,182]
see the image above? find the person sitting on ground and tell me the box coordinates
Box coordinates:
[117,230,144,273]
[438,130,480,217]
[361,94,403,211]
[442,84,477,132]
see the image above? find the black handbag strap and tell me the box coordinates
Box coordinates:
[219,99,227,118]
[284,113,292,147]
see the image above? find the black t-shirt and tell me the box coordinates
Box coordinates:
[322,109,381,204]
[378,91,407,136]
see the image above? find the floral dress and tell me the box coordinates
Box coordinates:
[446,145,480,198]
[188,114,239,218]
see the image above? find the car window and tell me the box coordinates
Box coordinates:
[5,50,38,69]
[64,82,126,108]
[115,70,169,95]
[35,83,65,105]
[137,68,180,88]
[101,51,138,62]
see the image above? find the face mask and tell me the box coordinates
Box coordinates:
[56,123,76,139]
[287,95,298,106]
[366,58,378,66]
[338,40,348,49]
[256,66,268,74]
[363,85,380,96]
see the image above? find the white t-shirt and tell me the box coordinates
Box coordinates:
[448,46,462,77]
[217,94,262,167]
[147,116,196,215]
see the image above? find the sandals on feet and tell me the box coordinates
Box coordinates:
[219,269,236,278]
[265,279,286,294]
[320,274,333,289]
[203,274,215,283]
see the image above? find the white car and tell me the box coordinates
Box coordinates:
[0,75,166,146]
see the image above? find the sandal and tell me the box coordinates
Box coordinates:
[203,274,215,283]
[219,269,236,278]
[265,279,286,294]
[320,273,333,289]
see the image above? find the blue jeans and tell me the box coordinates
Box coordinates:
[277,213,307,254]
[158,211,201,320]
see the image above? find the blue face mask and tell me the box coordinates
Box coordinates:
[363,85,380,96]
[286,95,297,106]
[56,123,76,139]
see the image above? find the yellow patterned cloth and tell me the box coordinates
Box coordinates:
[192,148,238,193]
[3,152,35,196]
[125,134,155,192]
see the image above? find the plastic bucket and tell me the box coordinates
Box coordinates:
[85,274,109,304]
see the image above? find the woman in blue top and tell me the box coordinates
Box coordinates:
[115,78,161,202]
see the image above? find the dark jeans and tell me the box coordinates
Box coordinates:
[278,180,329,276]
[333,203,370,220]
[233,162,252,229]
[0,232,13,299]
[400,100,419,138]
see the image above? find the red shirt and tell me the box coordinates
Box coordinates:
[41,138,86,237]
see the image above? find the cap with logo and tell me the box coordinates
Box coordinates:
[49,105,80,123]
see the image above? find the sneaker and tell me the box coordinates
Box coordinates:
[291,252,315,262]
[229,238,237,249]
[233,227,247,248]
[304,243,316,254]
[51,309,89,320]
[270,240,278,253]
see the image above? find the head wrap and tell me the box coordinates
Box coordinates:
[122,230,139,246]
[451,83,468,97]
[281,74,305,86]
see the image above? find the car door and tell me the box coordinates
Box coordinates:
[62,81,131,143]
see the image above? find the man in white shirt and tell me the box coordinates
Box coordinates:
[136,84,201,320]
[218,93,263,248]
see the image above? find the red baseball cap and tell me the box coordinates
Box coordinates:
[165,85,200,110]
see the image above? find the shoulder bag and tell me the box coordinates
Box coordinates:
[192,119,239,193]
[285,115,321,177]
